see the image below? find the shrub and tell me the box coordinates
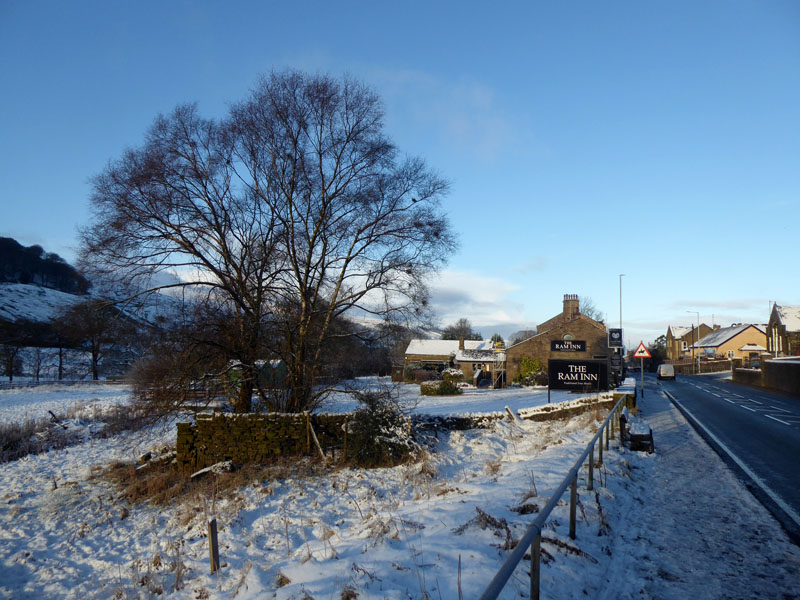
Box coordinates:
[420,379,462,396]
[442,368,464,384]
[347,388,417,468]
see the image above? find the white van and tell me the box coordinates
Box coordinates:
[657,364,675,380]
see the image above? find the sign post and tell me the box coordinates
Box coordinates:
[632,342,651,398]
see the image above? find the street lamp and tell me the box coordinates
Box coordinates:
[686,310,699,375]
[619,274,625,331]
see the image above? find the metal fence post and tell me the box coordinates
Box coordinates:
[598,432,603,466]
[588,445,594,490]
[530,529,541,600]
[605,420,610,451]
[569,476,577,539]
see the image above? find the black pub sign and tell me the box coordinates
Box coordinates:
[551,340,586,352]
[548,359,609,391]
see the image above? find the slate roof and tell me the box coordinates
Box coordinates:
[693,324,766,348]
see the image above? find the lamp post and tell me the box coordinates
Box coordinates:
[619,274,625,331]
[686,310,699,375]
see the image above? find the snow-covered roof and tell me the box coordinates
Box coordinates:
[739,344,766,351]
[405,339,495,356]
[456,349,505,362]
[668,325,692,339]
[693,324,763,348]
[775,305,800,332]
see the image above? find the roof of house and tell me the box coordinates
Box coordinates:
[774,305,800,332]
[739,344,767,352]
[456,348,505,362]
[405,339,495,356]
[668,325,692,339]
[693,324,766,348]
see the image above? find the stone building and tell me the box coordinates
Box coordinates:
[505,294,609,383]
[767,304,800,356]
[403,338,504,384]
[692,324,767,361]
[665,323,716,361]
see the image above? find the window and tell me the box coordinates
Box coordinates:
[562,333,575,341]
[681,341,688,351]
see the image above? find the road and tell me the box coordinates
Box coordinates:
[653,372,800,543]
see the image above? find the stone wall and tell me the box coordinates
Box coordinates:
[176,392,637,470]
[763,359,800,397]
[177,412,348,471]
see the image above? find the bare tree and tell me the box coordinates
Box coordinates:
[579,296,604,322]
[82,70,455,413]
[54,300,135,380]
[441,318,482,341]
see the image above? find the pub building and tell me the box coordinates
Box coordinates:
[505,294,611,384]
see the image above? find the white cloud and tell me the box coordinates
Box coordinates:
[427,269,528,327]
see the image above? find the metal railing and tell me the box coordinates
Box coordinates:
[478,393,630,600]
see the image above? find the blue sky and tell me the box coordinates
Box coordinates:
[2,1,798,346]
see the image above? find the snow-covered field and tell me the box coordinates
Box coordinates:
[0,382,130,425]
[1,381,798,599]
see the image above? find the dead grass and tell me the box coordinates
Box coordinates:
[100,454,331,508]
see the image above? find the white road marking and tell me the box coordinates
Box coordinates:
[766,414,792,426]
[770,406,790,413]
[664,391,800,531]
[742,406,757,412]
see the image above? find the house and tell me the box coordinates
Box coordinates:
[692,324,767,361]
[767,304,800,357]
[505,294,609,383]
[665,323,716,361]
[403,338,505,385]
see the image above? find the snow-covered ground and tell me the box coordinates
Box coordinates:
[1,381,798,599]
[0,382,130,425]
[320,376,581,416]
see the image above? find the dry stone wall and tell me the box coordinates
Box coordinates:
[176,392,636,470]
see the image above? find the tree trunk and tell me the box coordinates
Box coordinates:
[235,375,253,413]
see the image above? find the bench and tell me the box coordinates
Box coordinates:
[619,411,654,453]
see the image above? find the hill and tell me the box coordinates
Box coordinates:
[0,237,89,294]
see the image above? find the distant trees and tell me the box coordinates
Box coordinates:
[441,318,482,341]
[0,237,90,294]
[81,70,454,413]
[509,329,537,345]
[490,333,504,345]
[54,300,136,380]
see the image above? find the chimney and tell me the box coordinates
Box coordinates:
[563,294,579,319]
[458,338,465,351]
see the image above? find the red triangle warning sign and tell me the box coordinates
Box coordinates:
[633,342,652,359]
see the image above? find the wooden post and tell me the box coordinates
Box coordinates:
[305,411,310,454]
[530,529,541,600]
[605,419,610,451]
[343,418,348,462]
[208,517,220,573]
[569,476,577,539]
[588,444,594,490]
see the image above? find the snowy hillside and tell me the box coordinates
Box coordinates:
[0,282,84,323]
[0,281,183,327]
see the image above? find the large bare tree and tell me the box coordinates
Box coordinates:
[82,70,455,412]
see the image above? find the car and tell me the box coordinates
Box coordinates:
[657,364,676,380]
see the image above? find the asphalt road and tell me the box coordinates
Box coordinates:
[653,372,800,543]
